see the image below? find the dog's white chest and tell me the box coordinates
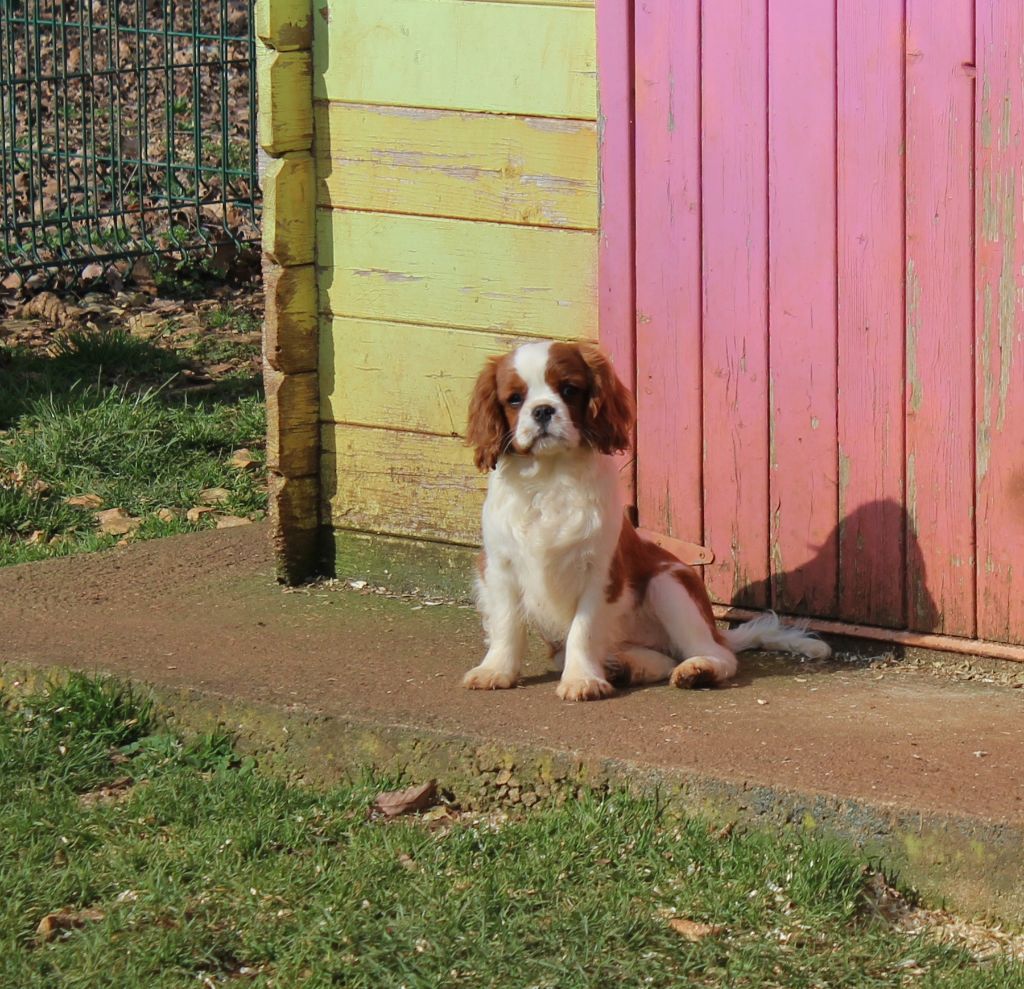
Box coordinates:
[483,456,619,639]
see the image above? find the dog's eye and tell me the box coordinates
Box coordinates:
[507,393,523,408]
[560,383,580,401]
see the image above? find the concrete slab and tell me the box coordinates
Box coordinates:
[3,524,1023,920]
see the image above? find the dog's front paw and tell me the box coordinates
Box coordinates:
[669,657,723,689]
[462,665,518,691]
[556,677,616,702]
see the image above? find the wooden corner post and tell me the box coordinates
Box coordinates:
[256,0,318,583]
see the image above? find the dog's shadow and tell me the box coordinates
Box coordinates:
[720,498,938,682]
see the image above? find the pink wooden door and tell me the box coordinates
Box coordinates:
[598,0,1024,647]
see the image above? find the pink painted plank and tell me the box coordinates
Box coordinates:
[975,0,1024,644]
[767,0,838,617]
[904,0,975,635]
[700,0,770,608]
[633,0,703,544]
[596,0,636,502]
[835,1,906,628]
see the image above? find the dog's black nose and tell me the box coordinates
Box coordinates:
[532,405,556,424]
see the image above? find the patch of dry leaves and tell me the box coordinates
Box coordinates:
[866,872,1024,965]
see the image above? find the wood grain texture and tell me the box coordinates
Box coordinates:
[317,210,598,337]
[314,103,598,229]
[595,0,635,503]
[975,0,1024,644]
[263,155,315,266]
[905,0,975,635]
[767,0,838,617]
[264,262,318,374]
[255,0,312,51]
[320,318,525,434]
[313,0,597,119]
[835,0,906,628]
[700,0,769,608]
[322,425,486,544]
[269,474,319,583]
[634,0,702,545]
[265,368,319,477]
[256,44,313,154]
[460,0,593,6]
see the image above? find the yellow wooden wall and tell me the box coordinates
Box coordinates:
[315,0,599,546]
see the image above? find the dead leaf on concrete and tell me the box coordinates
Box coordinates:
[36,907,106,942]
[65,493,104,509]
[96,507,142,535]
[668,918,724,943]
[215,515,251,529]
[197,486,231,505]
[373,781,437,818]
[186,505,216,523]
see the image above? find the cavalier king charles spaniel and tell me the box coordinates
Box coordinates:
[462,340,830,702]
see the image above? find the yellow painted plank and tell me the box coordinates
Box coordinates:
[256,43,313,153]
[263,262,318,374]
[320,317,525,434]
[317,210,598,337]
[313,0,597,119]
[322,425,485,544]
[460,0,592,6]
[255,0,312,50]
[263,154,315,266]
[314,104,598,230]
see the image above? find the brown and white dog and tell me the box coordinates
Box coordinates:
[462,340,829,702]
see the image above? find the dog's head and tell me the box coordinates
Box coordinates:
[467,341,635,471]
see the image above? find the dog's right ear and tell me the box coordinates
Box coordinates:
[466,356,507,471]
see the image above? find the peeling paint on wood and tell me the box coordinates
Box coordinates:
[634,0,702,549]
[975,0,1024,644]
[320,318,529,435]
[263,155,315,266]
[264,263,317,374]
[836,0,906,629]
[313,0,597,120]
[256,43,313,154]
[699,0,770,610]
[255,0,312,51]
[767,0,838,617]
[904,0,975,636]
[314,103,598,229]
[316,209,597,338]
[322,425,486,544]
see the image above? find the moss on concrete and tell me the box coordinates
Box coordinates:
[131,682,1024,926]
[323,528,476,601]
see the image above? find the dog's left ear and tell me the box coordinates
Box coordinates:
[579,342,635,454]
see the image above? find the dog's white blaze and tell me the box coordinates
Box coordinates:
[510,340,578,451]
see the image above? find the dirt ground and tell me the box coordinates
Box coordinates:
[3,523,1023,828]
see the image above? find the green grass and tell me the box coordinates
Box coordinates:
[0,326,266,566]
[1,674,1021,989]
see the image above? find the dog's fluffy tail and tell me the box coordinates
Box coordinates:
[721,611,831,659]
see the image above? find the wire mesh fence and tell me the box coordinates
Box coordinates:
[0,0,260,276]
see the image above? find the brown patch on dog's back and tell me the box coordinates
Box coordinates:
[608,517,724,644]
[607,517,677,603]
